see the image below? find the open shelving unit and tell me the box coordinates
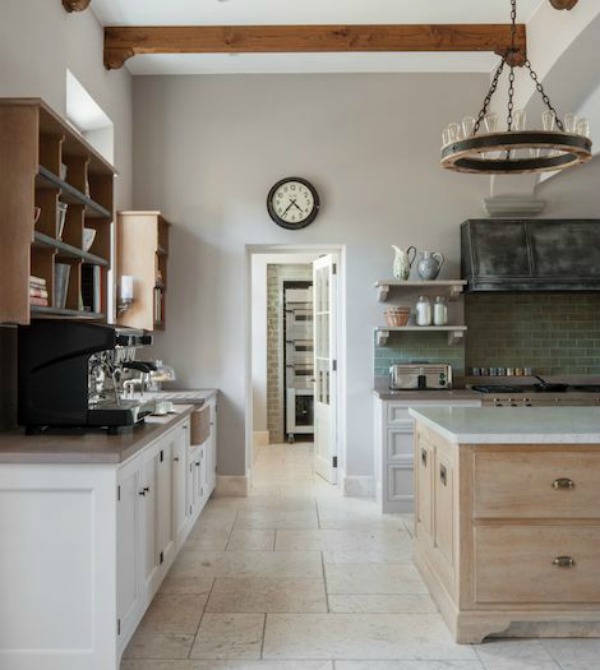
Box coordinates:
[374,279,467,345]
[0,98,115,324]
[117,211,171,331]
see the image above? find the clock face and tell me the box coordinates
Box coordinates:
[267,177,320,229]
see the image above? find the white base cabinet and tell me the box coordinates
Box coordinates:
[0,402,218,670]
[373,396,481,513]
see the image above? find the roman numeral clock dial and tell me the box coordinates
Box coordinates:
[267,177,320,229]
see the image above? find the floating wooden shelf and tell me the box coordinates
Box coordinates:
[374,279,467,302]
[375,325,467,346]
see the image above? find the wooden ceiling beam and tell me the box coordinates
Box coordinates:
[104,23,526,70]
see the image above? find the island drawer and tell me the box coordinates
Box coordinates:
[474,524,600,604]
[472,450,600,519]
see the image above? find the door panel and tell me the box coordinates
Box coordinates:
[313,254,337,483]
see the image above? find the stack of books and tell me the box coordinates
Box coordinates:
[29,276,49,307]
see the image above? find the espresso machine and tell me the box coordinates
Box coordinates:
[18,320,155,434]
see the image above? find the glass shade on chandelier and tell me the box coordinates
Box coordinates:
[440,0,592,175]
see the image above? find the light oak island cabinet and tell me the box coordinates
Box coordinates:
[0,98,114,324]
[410,406,600,644]
[117,211,170,331]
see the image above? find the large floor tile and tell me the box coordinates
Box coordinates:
[325,563,428,595]
[275,528,409,552]
[336,662,485,669]
[226,528,276,551]
[121,662,334,670]
[262,613,478,660]
[183,529,231,551]
[322,545,413,564]
[474,639,560,669]
[206,577,327,613]
[158,573,215,596]
[122,630,194,660]
[137,593,207,634]
[189,613,265,659]
[541,638,600,668]
[328,594,437,614]
[168,550,324,579]
[234,510,319,530]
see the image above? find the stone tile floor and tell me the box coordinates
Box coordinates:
[121,443,600,670]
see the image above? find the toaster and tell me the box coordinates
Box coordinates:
[389,364,452,390]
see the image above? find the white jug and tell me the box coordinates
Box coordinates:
[392,245,417,280]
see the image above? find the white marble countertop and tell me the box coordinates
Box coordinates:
[408,406,600,444]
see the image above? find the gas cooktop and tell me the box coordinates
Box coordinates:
[472,384,600,394]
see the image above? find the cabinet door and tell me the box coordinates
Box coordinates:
[116,455,144,645]
[141,446,161,599]
[172,422,190,548]
[415,433,433,540]
[434,450,455,570]
[205,399,217,494]
[157,438,175,572]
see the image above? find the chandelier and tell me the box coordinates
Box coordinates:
[441,0,592,174]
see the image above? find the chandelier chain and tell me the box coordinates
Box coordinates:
[524,60,565,131]
[473,57,506,134]
[507,67,515,130]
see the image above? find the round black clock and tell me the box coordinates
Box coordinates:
[267,177,320,229]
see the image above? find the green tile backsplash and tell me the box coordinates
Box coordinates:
[465,293,600,376]
[374,293,600,378]
[373,331,465,378]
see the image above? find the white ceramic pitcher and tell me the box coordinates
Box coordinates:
[392,245,417,280]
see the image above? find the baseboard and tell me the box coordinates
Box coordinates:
[215,475,249,497]
[253,430,270,447]
[342,475,375,498]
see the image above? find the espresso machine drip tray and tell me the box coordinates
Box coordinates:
[88,399,155,432]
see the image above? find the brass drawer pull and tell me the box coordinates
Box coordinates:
[552,478,575,490]
[553,555,575,568]
[440,464,447,486]
[421,448,427,466]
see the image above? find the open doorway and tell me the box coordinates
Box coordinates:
[246,246,345,492]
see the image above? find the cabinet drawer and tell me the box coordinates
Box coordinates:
[474,525,600,604]
[473,451,600,519]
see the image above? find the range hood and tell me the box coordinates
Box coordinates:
[461,219,600,292]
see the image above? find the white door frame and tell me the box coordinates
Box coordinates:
[244,244,346,488]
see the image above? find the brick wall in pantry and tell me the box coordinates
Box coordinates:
[266,263,312,444]
[465,293,600,376]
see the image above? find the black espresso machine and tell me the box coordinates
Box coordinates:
[18,320,155,434]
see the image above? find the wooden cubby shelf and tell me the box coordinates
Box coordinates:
[0,98,115,325]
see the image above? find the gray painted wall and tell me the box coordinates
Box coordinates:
[131,73,492,479]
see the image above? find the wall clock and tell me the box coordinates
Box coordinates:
[267,177,320,229]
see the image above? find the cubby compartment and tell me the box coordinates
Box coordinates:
[0,98,115,324]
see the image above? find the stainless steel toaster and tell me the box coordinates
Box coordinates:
[389,364,452,390]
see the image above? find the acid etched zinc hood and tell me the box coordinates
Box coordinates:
[461,219,600,292]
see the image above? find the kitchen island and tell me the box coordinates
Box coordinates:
[409,406,600,644]
[0,398,217,670]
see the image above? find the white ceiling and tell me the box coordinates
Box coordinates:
[91,0,547,75]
